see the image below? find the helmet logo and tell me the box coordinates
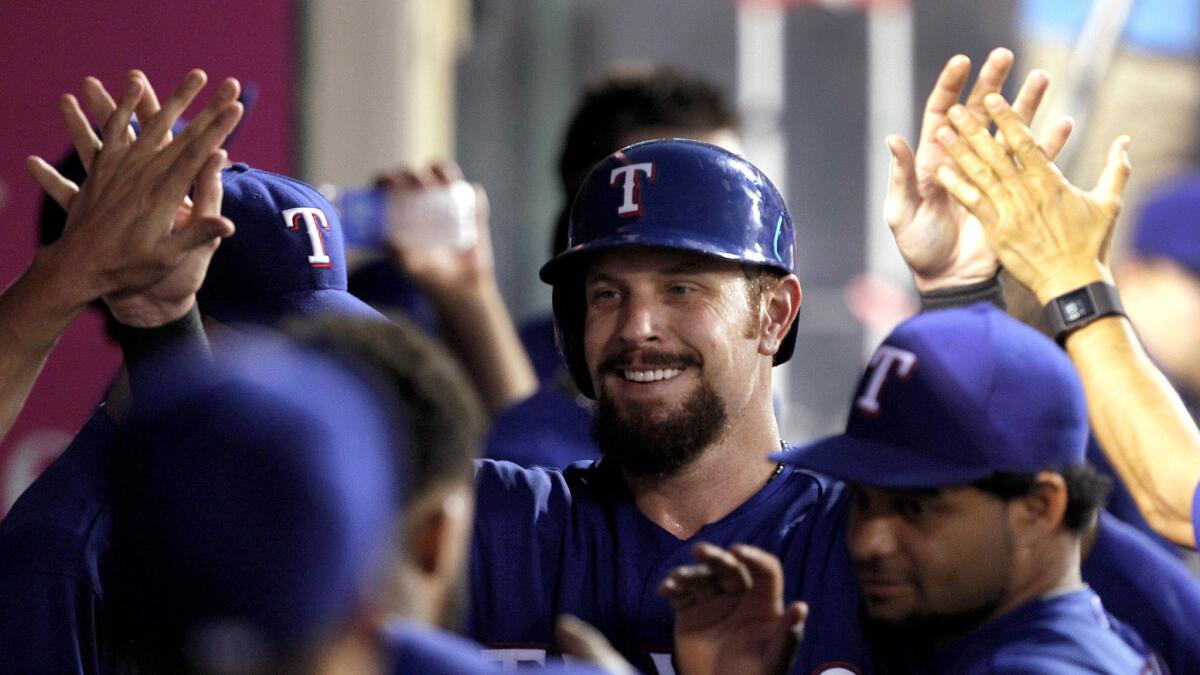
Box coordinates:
[610,163,655,218]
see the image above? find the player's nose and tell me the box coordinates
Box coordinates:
[848,513,901,560]
[615,291,661,345]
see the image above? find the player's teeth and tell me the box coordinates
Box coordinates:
[623,368,682,382]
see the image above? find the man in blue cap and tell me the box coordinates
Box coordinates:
[111,334,401,673]
[663,305,1163,674]
[0,70,383,673]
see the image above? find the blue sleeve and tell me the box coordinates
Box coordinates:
[0,572,106,674]
[467,460,573,647]
[1082,511,1200,674]
[1192,480,1199,546]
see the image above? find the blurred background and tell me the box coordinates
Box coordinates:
[3,0,1198,513]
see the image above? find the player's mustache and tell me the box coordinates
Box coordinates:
[597,348,700,374]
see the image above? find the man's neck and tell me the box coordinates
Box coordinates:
[625,403,781,539]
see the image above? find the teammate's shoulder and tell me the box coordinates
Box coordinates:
[776,464,851,504]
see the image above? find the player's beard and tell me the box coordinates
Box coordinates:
[591,373,729,477]
[863,598,1002,665]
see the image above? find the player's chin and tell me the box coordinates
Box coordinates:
[859,584,918,623]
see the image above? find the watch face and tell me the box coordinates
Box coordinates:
[1059,288,1095,323]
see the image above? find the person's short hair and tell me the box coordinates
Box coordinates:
[971,464,1113,534]
[553,65,740,256]
[282,313,486,499]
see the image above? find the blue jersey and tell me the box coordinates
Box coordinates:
[1193,480,1199,547]
[484,383,599,469]
[385,622,609,674]
[1084,511,1200,673]
[467,458,870,675]
[923,588,1163,674]
[0,408,121,674]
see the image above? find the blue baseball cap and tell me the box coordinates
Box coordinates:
[1132,172,1200,277]
[112,333,401,666]
[773,304,1089,488]
[198,163,384,326]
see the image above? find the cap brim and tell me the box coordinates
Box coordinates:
[203,289,386,327]
[770,433,994,489]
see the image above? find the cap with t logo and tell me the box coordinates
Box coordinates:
[772,303,1089,487]
[198,163,382,326]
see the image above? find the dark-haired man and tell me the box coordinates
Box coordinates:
[664,305,1163,674]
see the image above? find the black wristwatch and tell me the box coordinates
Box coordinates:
[1043,281,1125,345]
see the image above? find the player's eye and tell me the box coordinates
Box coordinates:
[587,287,620,305]
[894,498,929,523]
[666,283,696,296]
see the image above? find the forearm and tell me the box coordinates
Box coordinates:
[0,248,94,441]
[427,280,537,414]
[1065,316,1200,547]
[110,302,210,409]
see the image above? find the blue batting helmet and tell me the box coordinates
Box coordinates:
[539,138,799,399]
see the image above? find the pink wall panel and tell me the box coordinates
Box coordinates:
[0,1,296,513]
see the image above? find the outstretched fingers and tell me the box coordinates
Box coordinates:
[963,47,1014,120]
[918,54,971,148]
[161,101,243,199]
[100,74,142,152]
[1094,135,1132,210]
[26,156,79,210]
[692,542,753,594]
[138,69,207,148]
[59,94,102,169]
[983,94,1060,182]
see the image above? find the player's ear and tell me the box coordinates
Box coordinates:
[408,484,474,577]
[758,274,802,357]
[1008,471,1068,546]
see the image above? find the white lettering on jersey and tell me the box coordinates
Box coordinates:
[610,163,655,216]
[282,207,333,267]
[480,648,547,669]
[855,345,917,415]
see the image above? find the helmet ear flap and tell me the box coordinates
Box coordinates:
[552,281,597,400]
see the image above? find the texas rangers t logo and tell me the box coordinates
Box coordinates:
[855,345,917,415]
[282,207,333,268]
[610,163,655,217]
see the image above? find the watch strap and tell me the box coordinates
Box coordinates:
[1043,281,1125,345]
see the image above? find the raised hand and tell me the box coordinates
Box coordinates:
[27,69,243,326]
[885,48,1073,291]
[660,543,806,675]
[934,92,1130,303]
[378,161,494,293]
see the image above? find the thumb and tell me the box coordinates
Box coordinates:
[884,135,918,230]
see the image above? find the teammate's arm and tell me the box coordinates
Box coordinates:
[936,91,1200,548]
[380,164,538,413]
[0,71,240,443]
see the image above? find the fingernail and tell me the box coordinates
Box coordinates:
[937,127,957,144]
[124,77,141,96]
[948,106,967,122]
[984,93,1004,110]
[218,79,236,98]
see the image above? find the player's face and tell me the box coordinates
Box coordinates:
[583,247,765,475]
[847,484,1013,630]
